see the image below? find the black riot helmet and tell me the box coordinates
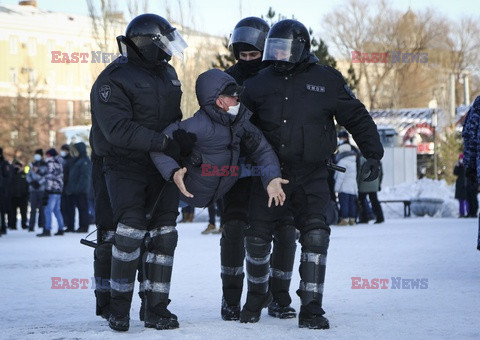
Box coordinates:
[228,17,270,59]
[123,13,187,64]
[263,19,311,72]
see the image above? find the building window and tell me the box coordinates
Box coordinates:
[28,37,37,56]
[9,36,18,54]
[49,100,56,118]
[68,101,74,125]
[10,131,18,147]
[29,99,37,117]
[49,130,56,147]
[9,68,17,84]
[10,98,18,115]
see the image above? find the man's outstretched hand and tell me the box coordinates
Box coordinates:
[173,167,194,198]
[266,178,289,207]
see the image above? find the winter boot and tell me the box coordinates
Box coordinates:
[144,301,179,330]
[298,303,330,329]
[374,218,384,224]
[221,296,240,321]
[336,219,348,226]
[36,229,51,237]
[201,223,216,234]
[348,218,356,225]
[109,314,130,332]
[268,300,297,319]
[54,229,64,236]
[240,292,272,323]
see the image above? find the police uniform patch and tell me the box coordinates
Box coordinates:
[99,84,111,102]
[306,84,325,93]
[344,84,356,99]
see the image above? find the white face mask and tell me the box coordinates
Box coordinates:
[34,154,42,161]
[227,102,240,116]
[60,151,68,157]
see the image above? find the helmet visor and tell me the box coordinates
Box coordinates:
[228,26,267,51]
[152,29,188,61]
[262,38,304,64]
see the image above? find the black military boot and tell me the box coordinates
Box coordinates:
[108,314,130,332]
[221,297,240,321]
[298,303,329,329]
[240,292,272,323]
[144,301,179,330]
[268,300,297,319]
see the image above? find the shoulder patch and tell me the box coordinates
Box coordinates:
[99,84,111,102]
[343,84,356,99]
[306,84,325,93]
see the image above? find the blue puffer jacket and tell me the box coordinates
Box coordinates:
[151,69,281,207]
[462,96,480,183]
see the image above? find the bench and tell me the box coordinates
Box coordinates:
[379,200,411,217]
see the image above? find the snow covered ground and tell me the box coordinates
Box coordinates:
[1,215,479,339]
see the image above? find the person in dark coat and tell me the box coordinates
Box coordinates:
[7,160,29,230]
[218,17,298,321]
[65,142,91,233]
[0,147,11,235]
[59,144,75,232]
[462,95,480,250]
[90,14,192,332]
[240,20,384,328]
[454,153,468,217]
[26,149,47,232]
[357,156,384,224]
[151,68,287,209]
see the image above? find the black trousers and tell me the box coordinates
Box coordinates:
[8,196,28,228]
[358,192,384,221]
[222,176,251,224]
[248,167,331,238]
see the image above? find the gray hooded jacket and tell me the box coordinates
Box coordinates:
[151,69,281,207]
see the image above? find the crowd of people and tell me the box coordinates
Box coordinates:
[0,143,93,237]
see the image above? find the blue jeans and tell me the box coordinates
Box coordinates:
[45,193,64,231]
[338,192,357,219]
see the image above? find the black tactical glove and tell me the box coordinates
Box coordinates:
[173,129,197,157]
[466,167,477,183]
[361,158,380,182]
[162,137,181,163]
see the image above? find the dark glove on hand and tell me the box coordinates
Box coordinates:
[173,129,197,157]
[162,138,181,163]
[361,158,380,182]
[466,167,477,183]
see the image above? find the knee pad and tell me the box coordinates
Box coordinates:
[149,226,178,256]
[94,242,113,262]
[114,222,146,253]
[300,229,330,255]
[222,220,246,243]
[245,236,271,258]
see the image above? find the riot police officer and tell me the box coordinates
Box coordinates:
[220,17,298,322]
[90,13,192,332]
[241,19,384,329]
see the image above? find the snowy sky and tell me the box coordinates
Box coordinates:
[0,0,475,37]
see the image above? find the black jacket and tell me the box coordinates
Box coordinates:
[242,54,384,168]
[89,47,182,167]
[65,142,92,196]
[151,69,281,207]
